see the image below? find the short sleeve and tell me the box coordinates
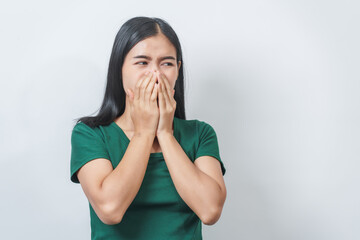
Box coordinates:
[195,120,226,176]
[70,122,111,184]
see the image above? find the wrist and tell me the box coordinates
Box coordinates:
[157,131,173,141]
[133,131,156,139]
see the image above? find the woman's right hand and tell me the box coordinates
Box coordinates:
[126,71,159,136]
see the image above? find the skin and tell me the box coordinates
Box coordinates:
[115,32,181,152]
[77,30,227,226]
[115,31,227,224]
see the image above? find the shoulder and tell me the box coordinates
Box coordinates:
[175,117,213,130]
[175,117,197,130]
[72,121,89,131]
[175,117,217,138]
[72,122,97,136]
[71,121,108,141]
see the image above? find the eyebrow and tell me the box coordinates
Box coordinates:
[133,55,176,61]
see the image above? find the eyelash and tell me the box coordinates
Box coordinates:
[136,61,174,66]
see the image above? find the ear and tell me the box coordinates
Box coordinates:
[178,60,182,70]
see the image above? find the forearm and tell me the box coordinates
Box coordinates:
[157,133,223,222]
[101,132,155,221]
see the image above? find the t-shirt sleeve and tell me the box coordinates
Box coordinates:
[70,122,111,184]
[195,120,226,176]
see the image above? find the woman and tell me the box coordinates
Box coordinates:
[70,16,227,240]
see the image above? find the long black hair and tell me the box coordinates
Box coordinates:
[74,16,186,128]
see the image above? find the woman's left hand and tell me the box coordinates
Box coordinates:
[156,71,176,137]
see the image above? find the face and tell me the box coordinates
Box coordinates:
[122,33,181,96]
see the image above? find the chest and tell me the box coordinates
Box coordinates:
[122,130,162,153]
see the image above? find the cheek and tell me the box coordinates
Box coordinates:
[122,70,144,91]
[163,71,177,88]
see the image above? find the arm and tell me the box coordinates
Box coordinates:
[157,133,227,225]
[77,132,155,225]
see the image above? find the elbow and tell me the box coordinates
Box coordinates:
[98,202,124,225]
[201,206,223,226]
[101,213,123,225]
[201,191,226,225]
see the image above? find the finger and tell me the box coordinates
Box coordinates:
[140,71,155,104]
[135,71,149,101]
[159,72,173,100]
[158,72,171,105]
[158,81,166,110]
[128,89,135,114]
[128,88,134,102]
[135,71,152,101]
[150,82,158,103]
[146,73,157,104]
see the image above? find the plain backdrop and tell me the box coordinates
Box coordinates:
[0,0,359,239]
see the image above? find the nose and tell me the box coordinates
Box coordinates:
[152,67,160,73]
[149,62,160,73]
[150,67,160,82]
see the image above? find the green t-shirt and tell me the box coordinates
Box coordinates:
[70,116,226,240]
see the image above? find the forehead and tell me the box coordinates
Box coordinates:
[128,33,176,57]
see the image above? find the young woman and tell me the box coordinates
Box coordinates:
[70,16,227,240]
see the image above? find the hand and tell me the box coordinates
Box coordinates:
[155,71,176,137]
[127,71,159,136]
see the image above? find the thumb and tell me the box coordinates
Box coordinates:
[127,89,134,102]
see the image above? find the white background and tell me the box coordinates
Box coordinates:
[0,0,359,239]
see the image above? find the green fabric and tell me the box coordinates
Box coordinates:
[70,116,226,240]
